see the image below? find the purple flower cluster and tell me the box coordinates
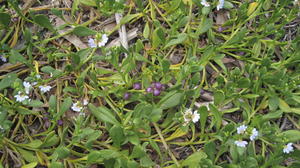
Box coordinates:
[146,82,165,96]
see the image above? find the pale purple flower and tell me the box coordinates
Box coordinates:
[237,125,248,134]
[88,34,109,48]
[23,81,32,94]
[283,143,294,154]
[235,140,248,147]
[88,38,97,48]
[217,0,224,10]
[71,101,83,112]
[201,0,210,7]
[250,128,258,141]
[0,55,7,62]
[14,91,29,102]
[39,85,51,93]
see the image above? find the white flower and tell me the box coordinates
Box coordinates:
[39,85,51,93]
[237,125,248,134]
[88,34,109,48]
[98,34,108,47]
[250,128,258,141]
[184,109,200,123]
[235,140,248,147]
[217,0,224,10]
[88,38,97,48]
[83,99,89,106]
[283,143,294,154]
[0,55,7,62]
[201,0,210,7]
[23,81,32,94]
[36,74,41,79]
[14,92,29,102]
[71,102,83,112]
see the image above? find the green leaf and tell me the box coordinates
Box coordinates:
[33,14,54,31]
[41,131,59,148]
[55,146,70,159]
[182,151,207,167]
[204,141,216,161]
[120,13,141,25]
[261,110,282,120]
[21,162,38,168]
[214,90,225,105]
[88,104,120,125]
[152,27,164,49]
[143,22,150,39]
[226,27,247,45]
[140,156,155,167]
[199,106,208,133]
[49,162,64,168]
[150,108,162,122]
[0,73,17,90]
[16,147,37,162]
[56,97,72,119]
[109,126,125,147]
[197,17,213,35]
[79,0,97,7]
[224,1,234,9]
[269,96,279,111]
[0,13,11,27]
[279,99,291,112]
[237,77,250,88]
[209,104,222,130]
[28,100,44,107]
[158,92,183,110]
[279,130,300,142]
[164,33,188,49]
[24,140,42,149]
[9,49,27,64]
[73,26,96,36]
[49,95,57,112]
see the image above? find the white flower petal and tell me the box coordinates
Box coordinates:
[217,0,224,10]
[39,85,51,93]
[237,125,248,134]
[71,102,83,112]
[250,128,258,141]
[201,0,210,7]
[235,140,248,147]
[88,38,97,48]
[283,143,294,154]
[192,111,200,123]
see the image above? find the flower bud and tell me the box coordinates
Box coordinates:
[123,92,131,100]
[133,83,142,90]
[153,88,161,96]
[146,87,153,93]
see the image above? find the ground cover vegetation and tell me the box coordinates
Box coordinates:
[0,0,300,167]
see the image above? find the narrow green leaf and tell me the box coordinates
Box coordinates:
[88,104,120,125]
[279,130,300,142]
[158,92,183,110]
[73,26,96,36]
[164,33,188,49]
[33,14,54,31]
[0,73,17,90]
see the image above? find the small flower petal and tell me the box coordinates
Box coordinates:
[217,0,224,10]
[71,102,83,112]
[201,0,210,7]
[88,38,97,48]
[237,125,248,134]
[250,128,258,141]
[235,140,248,147]
[39,85,51,93]
[283,143,294,154]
